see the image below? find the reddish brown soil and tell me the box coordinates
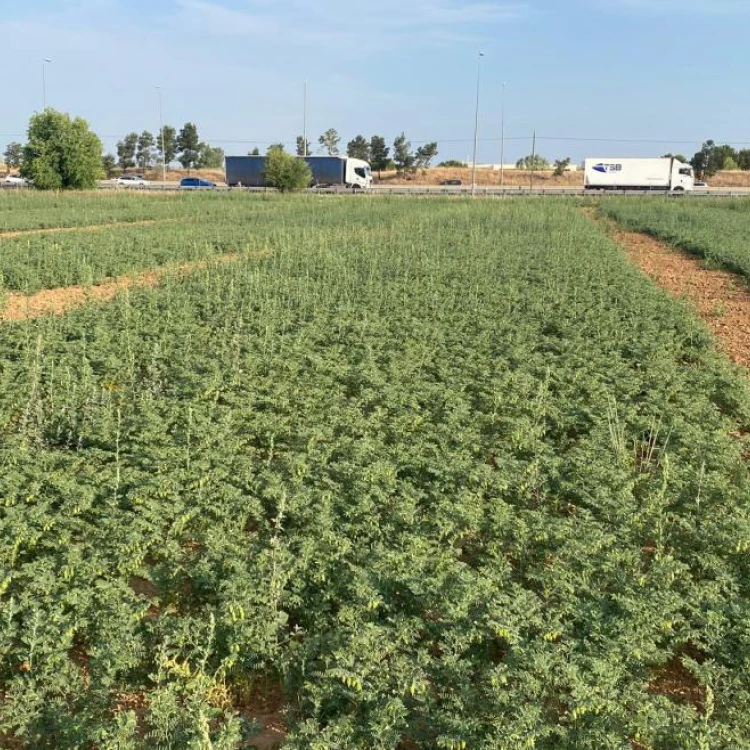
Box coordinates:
[246,708,287,749]
[232,677,287,749]
[588,209,750,371]
[0,252,268,323]
[648,645,706,711]
[0,217,187,240]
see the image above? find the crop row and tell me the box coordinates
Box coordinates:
[0,191,307,233]
[600,197,750,279]
[2,198,750,749]
[0,196,417,293]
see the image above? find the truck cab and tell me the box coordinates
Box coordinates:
[672,163,694,192]
[346,158,372,190]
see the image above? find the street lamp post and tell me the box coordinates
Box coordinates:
[500,82,506,189]
[303,81,308,157]
[42,58,52,110]
[471,51,484,197]
[156,86,166,182]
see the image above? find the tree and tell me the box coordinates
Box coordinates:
[369,135,390,176]
[176,122,200,172]
[102,153,117,178]
[414,142,438,171]
[263,148,312,192]
[136,131,155,170]
[347,135,370,161]
[393,132,414,173]
[250,147,260,156]
[116,132,138,171]
[197,143,224,169]
[319,128,340,156]
[691,140,714,178]
[553,157,571,177]
[516,154,550,170]
[737,150,750,170]
[3,142,23,169]
[20,109,103,190]
[156,125,177,167]
[723,156,739,171]
[437,159,466,168]
[691,140,737,179]
[296,136,311,157]
[267,143,286,153]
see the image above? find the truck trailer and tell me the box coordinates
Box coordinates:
[225,155,372,190]
[584,158,694,192]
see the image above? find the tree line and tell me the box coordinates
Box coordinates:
[1,114,226,185]
[684,141,750,179]
[111,123,224,174]
[1,109,443,191]
[245,129,439,176]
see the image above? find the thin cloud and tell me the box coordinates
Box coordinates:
[598,0,750,13]
[175,0,529,47]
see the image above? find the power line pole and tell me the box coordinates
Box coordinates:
[157,86,166,182]
[471,51,484,197]
[530,130,536,191]
[42,58,52,110]
[303,81,308,157]
[500,82,506,189]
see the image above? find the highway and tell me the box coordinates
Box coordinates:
[3,181,749,198]
[94,181,750,198]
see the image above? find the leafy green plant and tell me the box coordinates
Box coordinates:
[263,150,312,192]
[601,197,750,280]
[1,196,750,749]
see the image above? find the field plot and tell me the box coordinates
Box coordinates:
[0,194,401,294]
[2,197,750,750]
[600,198,750,279]
[0,192,187,233]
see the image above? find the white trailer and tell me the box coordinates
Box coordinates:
[584,158,694,192]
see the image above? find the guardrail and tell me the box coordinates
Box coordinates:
[6,182,750,198]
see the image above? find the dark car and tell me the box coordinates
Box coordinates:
[180,177,217,190]
[440,179,463,186]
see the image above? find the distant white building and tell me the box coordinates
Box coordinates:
[465,163,579,172]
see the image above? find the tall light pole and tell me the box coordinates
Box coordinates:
[303,81,308,157]
[500,82,507,189]
[156,86,166,182]
[42,58,52,110]
[471,51,484,197]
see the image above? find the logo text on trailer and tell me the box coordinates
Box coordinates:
[593,163,623,174]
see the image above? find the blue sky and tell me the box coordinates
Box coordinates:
[3,0,750,164]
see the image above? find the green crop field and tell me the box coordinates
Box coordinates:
[2,195,750,750]
[0,191,183,232]
[600,197,750,279]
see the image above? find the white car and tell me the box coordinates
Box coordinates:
[694,181,709,190]
[3,174,28,187]
[115,174,149,188]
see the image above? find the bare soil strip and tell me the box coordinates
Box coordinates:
[0,252,271,323]
[0,217,189,240]
[586,208,750,371]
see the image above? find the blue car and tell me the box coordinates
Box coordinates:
[180,177,217,189]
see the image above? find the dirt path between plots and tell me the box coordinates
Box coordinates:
[585,208,750,371]
[1,251,271,323]
[0,217,189,240]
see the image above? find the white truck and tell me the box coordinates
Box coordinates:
[584,157,694,192]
